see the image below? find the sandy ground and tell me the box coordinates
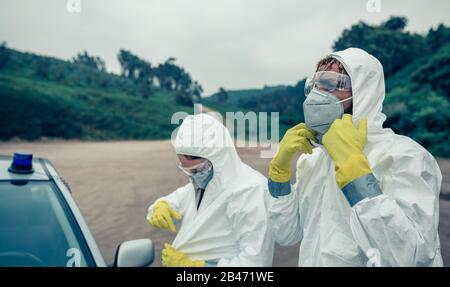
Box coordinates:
[0,140,449,267]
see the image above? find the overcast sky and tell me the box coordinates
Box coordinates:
[1,0,449,95]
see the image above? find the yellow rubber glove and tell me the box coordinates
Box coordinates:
[162,243,205,267]
[269,123,317,182]
[148,201,182,233]
[323,114,371,188]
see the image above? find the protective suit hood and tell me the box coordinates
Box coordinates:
[330,48,388,134]
[173,113,243,196]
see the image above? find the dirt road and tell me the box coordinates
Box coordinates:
[0,140,448,266]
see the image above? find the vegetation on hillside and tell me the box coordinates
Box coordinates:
[0,44,195,140]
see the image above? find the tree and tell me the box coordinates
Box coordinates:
[118,49,142,79]
[333,16,430,76]
[427,24,450,53]
[117,49,156,97]
[137,60,154,98]
[154,58,181,91]
[382,16,407,31]
[217,87,228,103]
[0,42,10,69]
[153,57,203,105]
[174,76,202,106]
[191,81,203,103]
[72,51,106,72]
[411,44,450,98]
[116,50,203,102]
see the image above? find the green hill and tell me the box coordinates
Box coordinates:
[204,85,289,107]
[0,46,192,140]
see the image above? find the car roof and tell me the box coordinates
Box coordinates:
[0,155,50,181]
[0,154,107,266]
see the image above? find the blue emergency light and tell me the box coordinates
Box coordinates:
[8,152,34,174]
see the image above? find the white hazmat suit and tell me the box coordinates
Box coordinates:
[148,114,274,266]
[268,48,443,267]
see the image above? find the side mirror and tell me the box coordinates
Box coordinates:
[113,239,154,267]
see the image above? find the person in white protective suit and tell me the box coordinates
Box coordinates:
[147,113,274,267]
[267,47,443,267]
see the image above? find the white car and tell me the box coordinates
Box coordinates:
[0,152,154,267]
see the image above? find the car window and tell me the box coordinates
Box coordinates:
[0,181,95,267]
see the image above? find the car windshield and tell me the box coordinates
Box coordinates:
[0,181,95,267]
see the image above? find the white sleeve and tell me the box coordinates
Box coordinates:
[267,183,302,246]
[146,184,191,220]
[217,186,273,267]
[349,150,442,266]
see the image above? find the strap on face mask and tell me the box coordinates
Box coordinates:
[336,96,353,104]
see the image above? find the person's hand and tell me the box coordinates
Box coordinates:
[269,123,317,182]
[148,201,182,233]
[323,114,371,188]
[162,243,205,267]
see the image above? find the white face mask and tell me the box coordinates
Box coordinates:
[190,167,214,189]
[178,160,214,189]
[303,89,352,143]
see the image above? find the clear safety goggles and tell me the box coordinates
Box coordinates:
[177,160,212,177]
[305,71,352,96]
